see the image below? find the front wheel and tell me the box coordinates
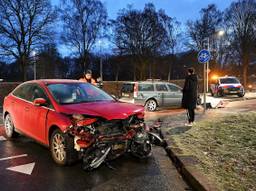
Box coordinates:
[130,141,152,159]
[4,114,18,139]
[50,129,78,166]
[145,99,157,112]
[238,93,245,97]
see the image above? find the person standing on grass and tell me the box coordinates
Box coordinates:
[182,67,198,126]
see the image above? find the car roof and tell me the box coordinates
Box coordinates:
[23,79,81,85]
[123,81,171,84]
[219,76,237,79]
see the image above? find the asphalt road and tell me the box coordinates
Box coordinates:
[0,108,190,191]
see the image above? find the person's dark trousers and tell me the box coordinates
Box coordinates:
[187,108,195,123]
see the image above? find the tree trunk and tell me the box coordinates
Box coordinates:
[115,65,119,81]
[21,55,27,81]
[242,54,249,87]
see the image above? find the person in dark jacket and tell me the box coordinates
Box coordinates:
[182,67,198,126]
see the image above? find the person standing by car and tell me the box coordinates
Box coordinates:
[182,67,198,126]
[79,69,97,85]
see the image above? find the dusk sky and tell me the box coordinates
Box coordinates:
[52,0,234,22]
[52,0,234,55]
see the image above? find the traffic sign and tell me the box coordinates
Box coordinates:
[198,49,211,63]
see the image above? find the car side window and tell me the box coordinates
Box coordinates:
[31,85,53,109]
[13,83,33,101]
[156,84,168,92]
[138,84,154,91]
[168,84,181,92]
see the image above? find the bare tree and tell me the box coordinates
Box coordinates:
[159,10,181,80]
[0,0,56,81]
[112,3,169,80]
[187,4,223,50]
[60,0,107,72]
[225,0,256,86]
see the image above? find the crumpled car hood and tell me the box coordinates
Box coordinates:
[58,101,144,120]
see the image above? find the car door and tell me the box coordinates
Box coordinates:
[25,84,52,144]
[11,83,33,132]
[155,84,171,106]
[167,84,183,106]
[138,83,155,103]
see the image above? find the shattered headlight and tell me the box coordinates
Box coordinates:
[72,114,85,120]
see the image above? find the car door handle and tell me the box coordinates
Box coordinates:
[25,107,30,112]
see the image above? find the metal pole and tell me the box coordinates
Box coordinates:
[206,37,210,92]
[34,57,36,80]
[203,62,207,113]
[99,41,103,81]
[100,58,103,80]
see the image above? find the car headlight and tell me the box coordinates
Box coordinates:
[72,114,84,120]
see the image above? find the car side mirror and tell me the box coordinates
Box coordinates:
[33,98,47,106]
[111,94,118,100]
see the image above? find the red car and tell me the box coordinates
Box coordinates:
[3,80,153,169]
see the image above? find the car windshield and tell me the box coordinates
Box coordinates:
[47,83,114,104]
[220,78,240,84]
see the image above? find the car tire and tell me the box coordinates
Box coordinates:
[145,99,157,112]
[4,114,18,139]
[217,91,224,97]
[238,93,244,97]
[50,129,78,166]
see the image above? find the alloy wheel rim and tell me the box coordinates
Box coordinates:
[52,134,66,162]
[4,116,13,137]
[148,100,156,111]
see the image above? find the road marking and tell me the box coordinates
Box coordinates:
[0,154,28,161]
[6,162,35,175]
[0,136,6,141]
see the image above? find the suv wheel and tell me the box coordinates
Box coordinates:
[145,99,157,112]
[4,114,18,139]
[50,129,78,166]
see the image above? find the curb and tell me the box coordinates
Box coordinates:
[227,96,256,102]
[160,130,218,191]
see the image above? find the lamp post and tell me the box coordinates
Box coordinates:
[32,51,37,80]
[98,40,103,81]
[205,30,225,92]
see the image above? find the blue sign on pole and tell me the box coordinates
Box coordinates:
[198,49,211,63]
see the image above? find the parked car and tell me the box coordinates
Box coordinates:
[210,76,245,97]
[3,79,155,169]
[119,81,183,111]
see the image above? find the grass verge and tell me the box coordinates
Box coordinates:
[172,112,256,191]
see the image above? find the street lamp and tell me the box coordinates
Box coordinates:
[205,30,225,92]
[217,30,225,37]
[32,51,37,80]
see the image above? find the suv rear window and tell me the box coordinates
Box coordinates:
[121,83,134,93]
[138,84,154,91]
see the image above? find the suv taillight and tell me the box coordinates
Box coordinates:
[134,83,138,98]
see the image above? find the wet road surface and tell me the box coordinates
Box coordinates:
[0,124,189,191]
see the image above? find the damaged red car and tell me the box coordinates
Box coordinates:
[3,80,160,170]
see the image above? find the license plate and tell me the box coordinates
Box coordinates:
[230,91,237,93]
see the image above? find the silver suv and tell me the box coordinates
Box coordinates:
[119,81,182,111]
